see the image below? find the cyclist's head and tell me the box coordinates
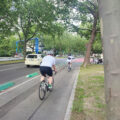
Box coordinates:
[47,51,54,56]
[68,53,71,56]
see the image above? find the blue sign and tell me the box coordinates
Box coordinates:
[16,38,39,54]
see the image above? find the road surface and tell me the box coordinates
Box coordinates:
[0,58,82,120]
[0,58,66,84]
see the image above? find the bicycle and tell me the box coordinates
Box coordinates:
[68,62,71,72]
[39,72,55,100]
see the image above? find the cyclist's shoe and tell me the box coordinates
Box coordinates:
[48,84,52,91]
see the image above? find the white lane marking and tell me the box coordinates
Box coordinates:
[0,66,24,72]
[0,75,40,96]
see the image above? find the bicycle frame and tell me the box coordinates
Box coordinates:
[68,62,71,72]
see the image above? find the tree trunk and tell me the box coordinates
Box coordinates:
[98,0,120,119]
[83,14,98,67]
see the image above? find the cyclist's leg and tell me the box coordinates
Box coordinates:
[48,76,53,84]
[68,62,70,68]
[69,62,71,69]
[46,67,53,89]
[41,76,45,82]
[40,66,46,81]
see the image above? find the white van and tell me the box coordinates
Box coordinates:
[25,54,42,67]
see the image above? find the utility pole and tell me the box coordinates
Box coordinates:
[98,0,120,119]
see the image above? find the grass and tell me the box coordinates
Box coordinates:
[70,65,106,120]
[0,59,24,65]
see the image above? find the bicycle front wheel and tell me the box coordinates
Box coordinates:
[39,81,46,100]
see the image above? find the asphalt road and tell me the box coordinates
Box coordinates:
[0,58,82,120]
[0,58,66,84]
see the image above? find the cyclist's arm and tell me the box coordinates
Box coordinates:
[52,65,56,71]
[52,65,57,72]
[52,57,57,73]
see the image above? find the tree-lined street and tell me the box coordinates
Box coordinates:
[0,0,120,119]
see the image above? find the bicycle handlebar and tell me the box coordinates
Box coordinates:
[52,70,57,75]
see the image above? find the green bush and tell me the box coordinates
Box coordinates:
[8,49,16,56]
[0,50,10,57]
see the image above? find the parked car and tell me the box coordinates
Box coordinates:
[25,54,42,67]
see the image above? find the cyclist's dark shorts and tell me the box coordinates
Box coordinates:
[40,66,53,77]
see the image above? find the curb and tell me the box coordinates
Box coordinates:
[64,69,80,120]
[0,82,15,92]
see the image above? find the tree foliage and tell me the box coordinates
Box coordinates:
[0,0,14,38]
[11,0,56,58]
[0,0,102,58]
[0,35,17,57]
[58,0,100,67]
[43,32,87,54]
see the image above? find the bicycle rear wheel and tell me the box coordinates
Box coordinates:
[39,81,46,100]
[68,66,71,72]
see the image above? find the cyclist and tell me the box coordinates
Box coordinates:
[40,51,57,90]
[67,54,72,70]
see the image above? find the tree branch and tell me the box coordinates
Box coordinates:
[20,15,26,39]
[17,31,22,41]
[79,2,95,16]
[24,12,31,38]
[85,5,95,16]
[86,0,97,10]
[26,27,38,42]
[79,27,92,32]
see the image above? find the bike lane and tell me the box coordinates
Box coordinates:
[0,62,81,120]
[29,63,80,120]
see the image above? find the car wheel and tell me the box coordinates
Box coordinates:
[26,65,30,68]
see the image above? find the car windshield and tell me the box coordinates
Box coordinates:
[27,55,37,58]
